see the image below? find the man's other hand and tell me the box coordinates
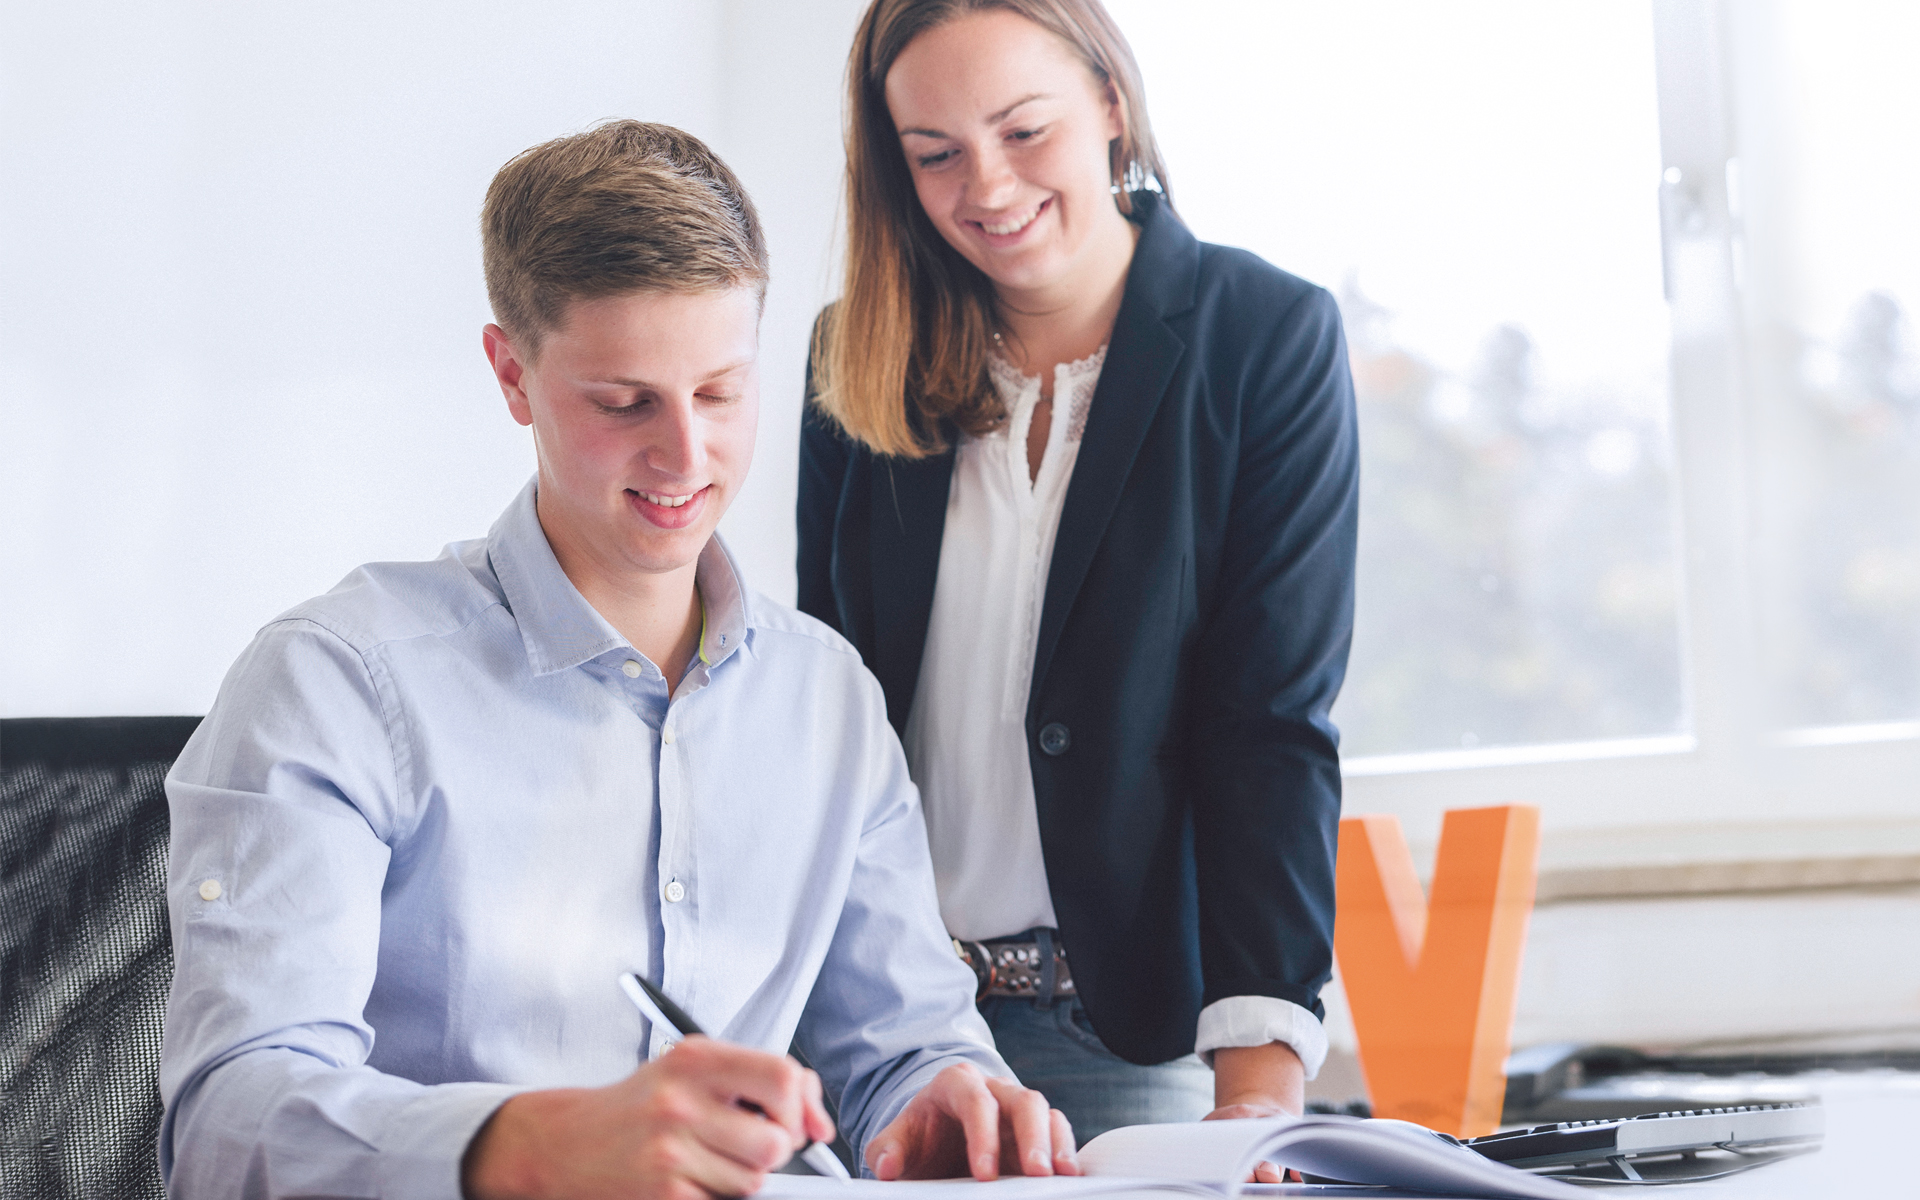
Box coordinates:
[462,1036,836,1200]
[865,1062,1078,1181]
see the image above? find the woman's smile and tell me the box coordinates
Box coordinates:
[972,197,1051,239]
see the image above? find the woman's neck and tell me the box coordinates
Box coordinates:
[994,210,1139,394]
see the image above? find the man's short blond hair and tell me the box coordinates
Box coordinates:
[482,120,768,355]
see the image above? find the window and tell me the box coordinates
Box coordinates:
[1109,1,1684,758]
[1104,0,1920,849]
[1733,1,1920,734]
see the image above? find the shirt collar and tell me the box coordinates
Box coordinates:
[693,535,750,670]
[487,477,754,678]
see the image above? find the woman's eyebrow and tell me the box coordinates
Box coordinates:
[988,92,1050,123]
[898,92,1052,139]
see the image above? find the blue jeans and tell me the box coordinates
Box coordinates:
[980,996,1215,1146]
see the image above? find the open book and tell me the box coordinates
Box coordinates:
[758,1115,1588,1199]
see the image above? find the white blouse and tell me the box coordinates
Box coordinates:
[902,346,1327,1075]
[904,346,1102,942]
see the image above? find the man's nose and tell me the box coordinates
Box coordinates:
[650,397,706,479]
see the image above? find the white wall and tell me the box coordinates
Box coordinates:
[707,0,869,619]
[0,0,863,717]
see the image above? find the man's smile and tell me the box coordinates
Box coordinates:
[626,485,711,530]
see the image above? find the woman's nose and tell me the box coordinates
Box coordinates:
[967,144,1020,206]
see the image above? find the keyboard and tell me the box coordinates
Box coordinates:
[1465,1102,1824,1173]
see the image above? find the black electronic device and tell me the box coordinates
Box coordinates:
[1465,1101,1824,1181]
[1499,1043,1821,1123]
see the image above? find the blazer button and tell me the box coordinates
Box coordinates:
[1039,723,1071,756]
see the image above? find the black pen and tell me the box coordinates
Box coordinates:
[618,972,851,1179]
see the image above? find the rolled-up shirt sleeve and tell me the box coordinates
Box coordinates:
[1194,995,1329,1079]
[160,618,519,1200]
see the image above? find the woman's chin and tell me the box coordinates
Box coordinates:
[973,244,1075,297]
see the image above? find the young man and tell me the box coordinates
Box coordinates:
[159,121,1077,1200]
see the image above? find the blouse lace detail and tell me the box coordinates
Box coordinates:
[988,344,1108,444]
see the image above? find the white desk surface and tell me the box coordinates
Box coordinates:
[1687,1070,1918,1197]
[1249,1069,1915,1197]
[1266,1071,1917,1198]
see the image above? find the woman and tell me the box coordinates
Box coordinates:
[798,0,1357,1152]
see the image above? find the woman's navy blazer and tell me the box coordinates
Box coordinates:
[797,193,1358,1067]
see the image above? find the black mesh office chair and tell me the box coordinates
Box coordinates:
[2,717,199,1200]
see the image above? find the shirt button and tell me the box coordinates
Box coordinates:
[1039,723,1071,756]
[622,660,642,678]
[664,880,686,903]
[198,879,222,901]
[662,726,676,746]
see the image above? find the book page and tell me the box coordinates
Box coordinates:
[755,1174,1217,1200]
[1080,1117,1588,1200]
[761,1116,1586,1200]
[1077,1119,1284,1183]
[1255,1120,1587,1200]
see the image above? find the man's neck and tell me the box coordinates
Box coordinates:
[537,498,705,691]
[594,574,703,693]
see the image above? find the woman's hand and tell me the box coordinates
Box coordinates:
[1205,1042,1306,1183]
[865,1063,1079,1181]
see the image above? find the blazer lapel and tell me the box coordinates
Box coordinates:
[1032,196,1199,703]
[870,443,956,731]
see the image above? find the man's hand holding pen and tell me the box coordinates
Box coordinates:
[464,967,1077,1199]
[461,1043,1078,1199]
[461,1037,835,1200]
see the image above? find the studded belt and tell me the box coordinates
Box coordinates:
[954,930,1075,1002]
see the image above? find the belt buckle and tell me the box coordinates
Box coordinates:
[953,938,995,1001]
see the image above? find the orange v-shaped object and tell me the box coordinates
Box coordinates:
[1334,805,1540,1138]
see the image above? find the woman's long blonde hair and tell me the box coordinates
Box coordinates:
[814,0,1171,459]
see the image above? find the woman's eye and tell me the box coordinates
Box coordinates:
[916,149,956,169]
[1008,126,1044,143]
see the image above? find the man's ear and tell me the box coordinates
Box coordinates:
[483,324,535,427]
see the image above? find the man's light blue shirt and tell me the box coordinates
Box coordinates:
[160,480,1003,1199]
